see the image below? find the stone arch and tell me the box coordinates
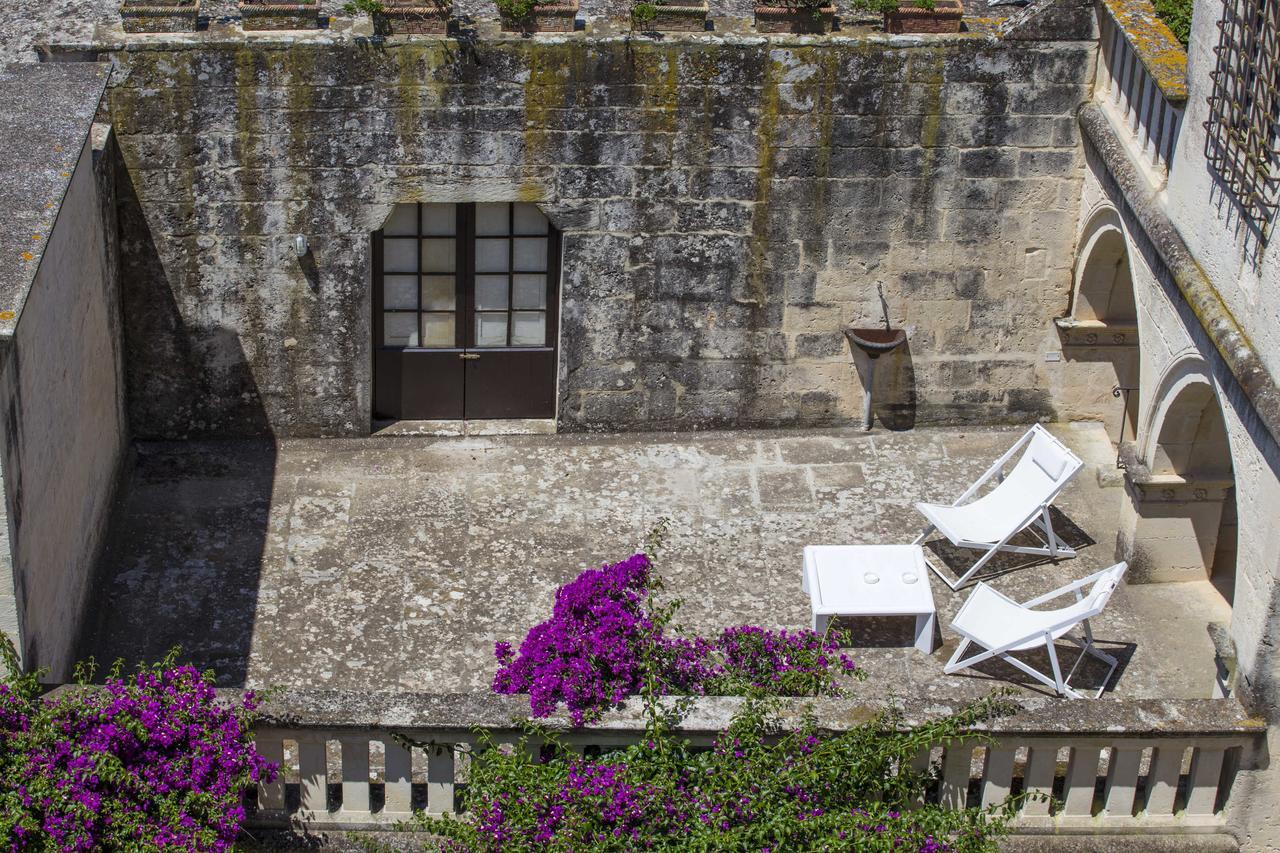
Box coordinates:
[1126,358,1237,598]
[1057,205,1141,442]
[1072,208,1137,323]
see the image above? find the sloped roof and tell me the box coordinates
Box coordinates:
[0,62,110,338]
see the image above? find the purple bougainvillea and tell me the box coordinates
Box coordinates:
[492,552,861,722]
[0,653,276,852]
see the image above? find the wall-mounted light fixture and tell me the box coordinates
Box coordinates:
[294,235,309,258]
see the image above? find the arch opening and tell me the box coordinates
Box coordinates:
[1129,378,1237,604]
[1058,211,1140,444]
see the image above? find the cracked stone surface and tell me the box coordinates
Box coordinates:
[80,423,1232,702]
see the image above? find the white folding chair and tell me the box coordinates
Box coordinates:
[943,563,1128,699]
[913,424,1083,590]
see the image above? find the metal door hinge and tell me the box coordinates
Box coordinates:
[459,353,481,360]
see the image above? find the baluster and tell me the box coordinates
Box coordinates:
[1185,746,1226,816]
[940,744,971,809]
[980,746,1015,808]
[1122,48,1140,122]
[1144,744,1185,816]
[1063,746,1101,816]
[1132,72,1150,135]
[907,746,933,809]
[385,739,414,815]
[340,736,372,818]
[1110,23,1127,104]
[1166,108,1183,169]
[428,744,457,815]
[256,735,286,815]
[1022,744,1058,817]
[298,735,329,816]
[1103,746,1142,819]
[1097,14,1115,98]
[1152,98,1168,168]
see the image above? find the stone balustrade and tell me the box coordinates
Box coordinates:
[1095,0,1189,177]
[242,690,1263,839]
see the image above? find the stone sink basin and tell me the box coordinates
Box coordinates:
[843,326,906,358]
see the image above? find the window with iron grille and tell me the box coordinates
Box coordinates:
[1204,0,1280,235]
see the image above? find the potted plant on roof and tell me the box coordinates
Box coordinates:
[498,0,579,32]
[857,0,962,33]
[120,0,199,32]
[631,0,709,32]
[239,0,322,29]
[753,0,836,34]
[345,0,452,34]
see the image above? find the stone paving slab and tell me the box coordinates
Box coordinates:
[80,423,1231,701]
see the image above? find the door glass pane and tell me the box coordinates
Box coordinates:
[513,202,549,235]
[475,312,508,347]
[421,314,455,348]
[512,274,547,309]
[421,203,456,236]
[475,275,509,310]
[383,204,417,236]
[475,203,510,236]
[384,238,418,273]
[475,238,510,272]
[383,312,418,347]
[513,237,548,271]
[421,275,455,310]
[383,275,418,310]
[512,311,546,346]
[421,238,456,273]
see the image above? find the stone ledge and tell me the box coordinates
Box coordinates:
[221,687,1265,736]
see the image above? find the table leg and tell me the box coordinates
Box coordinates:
[914,612,937,654]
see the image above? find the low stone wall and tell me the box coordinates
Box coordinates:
[88,27,1094,436]
[0,128,129,679]
[229,688,1260,847]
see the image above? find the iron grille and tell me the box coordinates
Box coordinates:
[1204,0,1280,235]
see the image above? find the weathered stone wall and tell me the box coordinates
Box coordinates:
[101,32,1093,437]
[0,129,129,679]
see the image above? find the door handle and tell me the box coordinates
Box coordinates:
[459,353,480,360]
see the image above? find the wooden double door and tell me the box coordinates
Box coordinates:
[373,202,561,421]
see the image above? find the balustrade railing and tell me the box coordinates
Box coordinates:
[1095,0,1190,176]
[243,691,1261,837]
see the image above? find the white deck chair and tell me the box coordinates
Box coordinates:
[944,562,1127,699]
[913,424,1083,590]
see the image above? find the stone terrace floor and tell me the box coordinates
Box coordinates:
[80,423,1232,702]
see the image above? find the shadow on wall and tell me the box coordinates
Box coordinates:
[76,151,276,686]
[114,157,272,439]
[873,340,916,431]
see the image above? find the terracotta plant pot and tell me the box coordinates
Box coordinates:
[500,0,579,32]
[374,1,453,33]
[883,0,961,33]
[753,4,835,33]
[120,0,199,32]
[239,0,321,30]
[632,0,709,31]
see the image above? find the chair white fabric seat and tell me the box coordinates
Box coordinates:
[913,424,1083,589]
[950,584,1090,653]
[944,563,1128,699]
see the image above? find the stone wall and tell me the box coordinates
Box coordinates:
[0,129,129,679]
[101,31,1094,437]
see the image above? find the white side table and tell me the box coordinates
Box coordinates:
[802,544,938,654]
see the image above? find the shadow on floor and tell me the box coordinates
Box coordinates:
[921,506,1097,588]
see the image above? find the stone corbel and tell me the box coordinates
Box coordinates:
[1053,316,1139,347]
[1125,470,1234,503]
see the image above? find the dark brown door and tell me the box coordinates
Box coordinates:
[372,202,560,422]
